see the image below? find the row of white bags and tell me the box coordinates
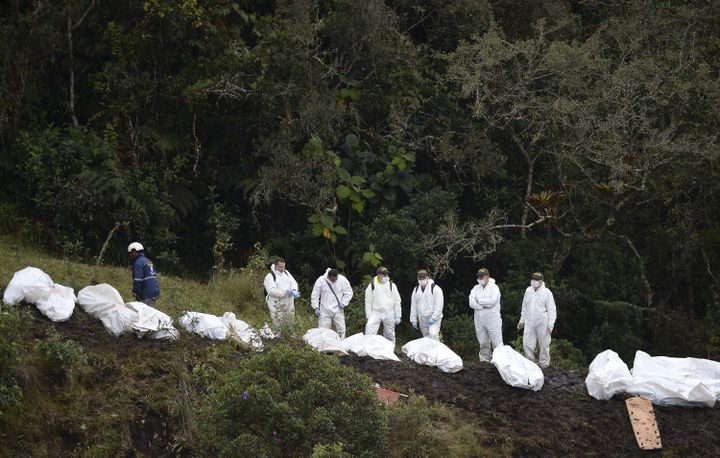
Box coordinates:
[302,330,465,374]
[3,267,76,322]
[78,284,178,340]
[304,331,543,387]
[179,311,270,351]
[585,349,720,407]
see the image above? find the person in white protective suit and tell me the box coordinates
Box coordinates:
[263,257,301,327]
[311,268,354,339]
[410,269,444,340]
[469,268,503,362]
[517,272,557,368]
[365,266,402,344]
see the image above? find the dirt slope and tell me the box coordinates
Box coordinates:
[341,355,720,457]
[11,304,720,457]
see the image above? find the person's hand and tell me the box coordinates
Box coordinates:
[517,319,524,331]
[428,318,436,325]
[338,303,346,310]
[394,317,401,326]
[548,325,553,334]
[285,289,294,297]
[314,308,321,317]
[412,322,418,330]
[292,290,301,299]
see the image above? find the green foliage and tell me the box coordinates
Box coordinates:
[0,308,29,411]
[195,344,388,457]
[441,314,477,360]
[33,329,90,387]
[12,127,182,265]
[311,443,352,458]
[388,396,491,457]
[587,301,644,364]
[549,339,587,371]
[2,0,720,362]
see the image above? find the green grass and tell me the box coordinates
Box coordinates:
[0,235,319,456]
[0,234,317,328]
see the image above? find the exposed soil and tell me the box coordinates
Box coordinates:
[13,303,720,457]
[341,355,720,457]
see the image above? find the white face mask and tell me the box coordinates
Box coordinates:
[380,275,389,284]
[531,279,541,288]
[478,277,487,286]
[419,279,428,287]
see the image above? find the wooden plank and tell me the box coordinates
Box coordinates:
[626,397,662,450]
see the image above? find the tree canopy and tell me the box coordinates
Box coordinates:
[2,0,719,359]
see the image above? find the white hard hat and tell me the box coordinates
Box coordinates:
[127,242,144,253]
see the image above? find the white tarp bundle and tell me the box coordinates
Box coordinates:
[303,328,348,356]
[401,337,464,373]
[585,349,632,400]
[258,323,278,340]
[179,311,228,340]
[36,284,77,322]
[628,351,717,407]
[77,284,138,336]
[220,312,263,351]
[124,301,179,340]
[341,333,400,361]
[491,345,544,391]
[3,267,76,322]
[3,267,54,305]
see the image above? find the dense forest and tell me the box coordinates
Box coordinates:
[2,0,719,362]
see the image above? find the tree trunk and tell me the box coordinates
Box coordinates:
[521,156,535,239]
[67,11,78,127]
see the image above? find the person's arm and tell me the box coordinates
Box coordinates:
[410,288,418,325]
[132,261,142,298]
[393,283,402,322]
[431,286,444,321]
[365,283,373,318]
[468,286,481,311]
[287,271,299,292]
[546,290,557,331]
[475,285,500,307]
[520,289,530,322]
[340,276,353,305]
[310,277,322,310]
[264,274,286,299]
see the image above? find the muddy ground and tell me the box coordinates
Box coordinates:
[13,305,720,457]
[341,355,720,457]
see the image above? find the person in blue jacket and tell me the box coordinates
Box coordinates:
[127,242,160,306]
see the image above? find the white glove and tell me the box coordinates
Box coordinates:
[517,319,525,330]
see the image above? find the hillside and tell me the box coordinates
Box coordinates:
[1,240,719,457]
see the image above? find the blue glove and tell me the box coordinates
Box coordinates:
[394,317,401,326]
[428,318,436,325]
[314,308,321,317]
[285,289,294,297]
[292,290,301,299]
[338,303,346,310]
[412,322,418,330]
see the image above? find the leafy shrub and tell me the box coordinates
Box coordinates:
[586,300,644,363]
[12,127,181,265]
[388,396,491,457]
[441,314,477,360]
[33,329,89,387]
[0,308,29,410]
[549,339,587,371]
[196,344,388,457]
